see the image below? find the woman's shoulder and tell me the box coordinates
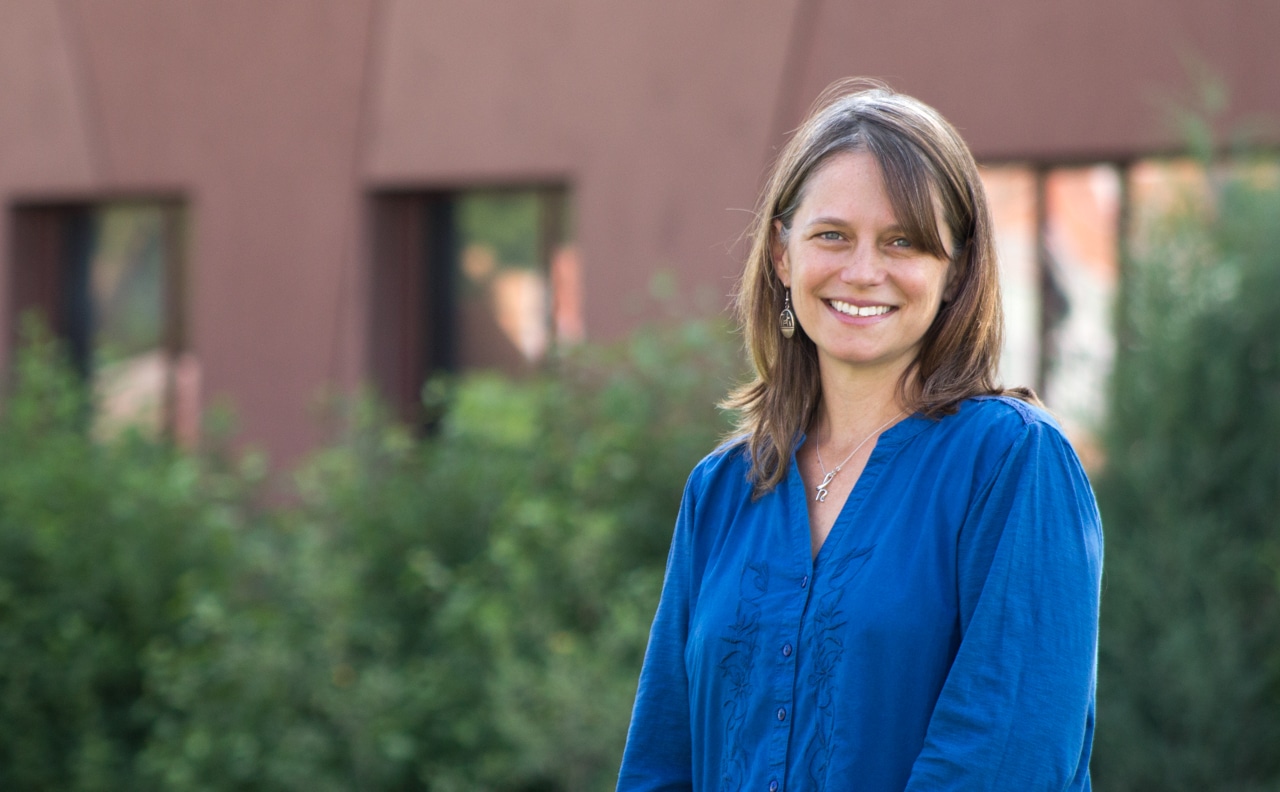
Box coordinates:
[682,434,756,502]
[953,394,1064,435]
[693,433,752,476]
[924,394,1078,475]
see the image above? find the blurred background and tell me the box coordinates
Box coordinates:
[1,1,1277,790]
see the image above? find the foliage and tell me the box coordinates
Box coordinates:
[0,317,739,790]
[1092,160,1280,789]
[0,325,260,790]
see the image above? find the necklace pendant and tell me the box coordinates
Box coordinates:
[810,409,906,506]
[815,470,837,503]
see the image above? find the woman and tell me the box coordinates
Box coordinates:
[616,79,1103,791]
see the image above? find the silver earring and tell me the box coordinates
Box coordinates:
[780,290,796,339]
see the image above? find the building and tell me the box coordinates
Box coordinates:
[2,0,1277,465]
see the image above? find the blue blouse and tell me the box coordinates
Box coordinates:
[617,397,1103,792]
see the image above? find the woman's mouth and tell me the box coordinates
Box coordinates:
[828,299,893,318]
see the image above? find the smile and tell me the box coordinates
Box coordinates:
[829,299,893,318]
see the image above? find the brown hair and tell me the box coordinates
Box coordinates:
[723,78,1036,494]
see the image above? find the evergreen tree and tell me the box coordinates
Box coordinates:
[1093,158,1280,789]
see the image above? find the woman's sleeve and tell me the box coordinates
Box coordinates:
[615,473,699,792]
[905,419,1104,791]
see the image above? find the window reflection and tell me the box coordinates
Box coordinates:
[1042,165,1121,439]
[454,189,575,370]
[9,200,193,442]
[981,165,1039,392]
[369,186,576,428]
[982,153,1279,465]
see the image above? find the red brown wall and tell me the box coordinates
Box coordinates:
[779,0,1279,162]
[1,0,1277,464]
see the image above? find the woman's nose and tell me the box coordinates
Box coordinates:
[840,243,885,284]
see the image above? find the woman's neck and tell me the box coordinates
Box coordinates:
[812,364,912,448]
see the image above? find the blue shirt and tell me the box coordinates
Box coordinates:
[617,397,1103,791]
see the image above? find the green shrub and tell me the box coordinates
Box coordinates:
[1092,160,1280,788]
[134,317,741,791]
[0,328,259,791]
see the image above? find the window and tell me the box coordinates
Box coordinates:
[370,186,578,426]
[981,155,1278,461]
[982,164,1121,457]
[1040,165,1122,436]
[981,166,1039,392]
[8,200,195,440]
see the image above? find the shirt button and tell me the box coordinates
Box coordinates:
[769,781,779,792]
[800,575,809,589]
[782,643,793,657]
[776,707,787,721]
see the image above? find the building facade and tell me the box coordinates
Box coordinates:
[2,0,1277,464]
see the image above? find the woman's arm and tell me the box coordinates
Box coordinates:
[615,476,699,792]
[906,419,1104,790]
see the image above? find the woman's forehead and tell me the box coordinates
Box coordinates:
[793,150,952,249]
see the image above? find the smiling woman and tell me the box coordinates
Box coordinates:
[772,150,955,384]
[616,79,1103,792]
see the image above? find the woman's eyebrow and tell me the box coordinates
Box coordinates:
[805,215,907,233]
[804,215,848,227]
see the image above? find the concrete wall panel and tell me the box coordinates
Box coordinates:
[0,0,99,370]
[1,0,1278,461]
[783,0,1280,162]
[66,0,376,464]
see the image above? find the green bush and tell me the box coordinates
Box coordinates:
[0,328,260,790]
[1092,160,1280,788]
[0,317,739,791]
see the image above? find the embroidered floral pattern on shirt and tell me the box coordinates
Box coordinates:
[716,561,769,792]
[805,545,875,785]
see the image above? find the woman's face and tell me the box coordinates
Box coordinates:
[773,150,953,383]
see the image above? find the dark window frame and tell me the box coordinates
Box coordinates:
[8,196,189,436]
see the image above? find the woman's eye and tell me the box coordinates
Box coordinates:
[818,231,843,241]
[888,237,913,248]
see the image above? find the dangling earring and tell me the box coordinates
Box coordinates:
[779,289,796,339]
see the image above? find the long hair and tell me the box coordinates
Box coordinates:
[723,78,1036,494]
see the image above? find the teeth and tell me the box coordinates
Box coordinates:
[830,300,892,317]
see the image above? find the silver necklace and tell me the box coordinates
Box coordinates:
[813,411,906,503]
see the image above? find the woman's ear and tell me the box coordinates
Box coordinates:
[771,220,790,287]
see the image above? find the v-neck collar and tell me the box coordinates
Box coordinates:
[787,412,933,567]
